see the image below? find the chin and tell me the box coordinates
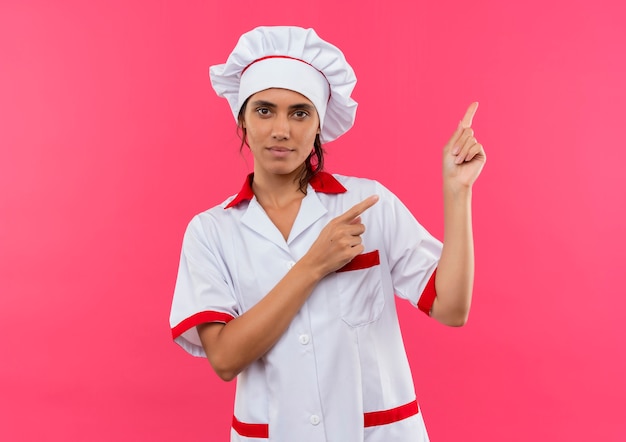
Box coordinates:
[269,167,301,177]
[260,161,305,177]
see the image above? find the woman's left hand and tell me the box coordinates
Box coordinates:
[442,102,486,190]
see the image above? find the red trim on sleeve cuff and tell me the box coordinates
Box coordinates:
[417,269,437,315]
[171,311,235,339]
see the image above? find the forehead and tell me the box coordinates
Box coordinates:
[248,88,314,106]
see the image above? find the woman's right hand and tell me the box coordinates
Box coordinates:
[302,195,379,277]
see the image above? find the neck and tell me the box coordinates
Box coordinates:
[252,167,306,210]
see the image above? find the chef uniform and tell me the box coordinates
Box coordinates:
[170,26,442,442]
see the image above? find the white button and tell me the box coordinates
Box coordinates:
[287,261,296,269]
[309,414,320,425]
[298,334,310,345]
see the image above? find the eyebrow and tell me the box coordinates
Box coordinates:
[250,100,315,112]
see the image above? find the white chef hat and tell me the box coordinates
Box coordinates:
[209,26,358,143]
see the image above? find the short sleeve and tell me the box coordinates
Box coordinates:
[378,183,442,315]
[169,215,240,357]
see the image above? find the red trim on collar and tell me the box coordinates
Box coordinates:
[224,174,256,209]
[309,171,347,194]
[224,172,346,209]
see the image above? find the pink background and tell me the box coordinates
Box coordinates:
[1,0,625,440]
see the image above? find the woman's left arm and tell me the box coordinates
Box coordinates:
[431,102,486,326]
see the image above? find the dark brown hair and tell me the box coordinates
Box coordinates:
[237,97,325,194]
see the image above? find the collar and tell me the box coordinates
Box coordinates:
[224,171,347,209]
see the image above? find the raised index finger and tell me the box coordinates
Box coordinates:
[337,195,379,222]
[460,102,479,128]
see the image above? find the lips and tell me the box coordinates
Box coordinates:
[266,146,294,158]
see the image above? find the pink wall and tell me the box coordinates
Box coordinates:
[1,0,625,440]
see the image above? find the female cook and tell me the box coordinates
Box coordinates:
[170,26,486,441]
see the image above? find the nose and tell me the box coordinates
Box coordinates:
[271,114,290,140]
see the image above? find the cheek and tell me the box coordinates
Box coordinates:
[243,123,264,146]
[302,124,320,143]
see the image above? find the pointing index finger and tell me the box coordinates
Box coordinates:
[460,102,479,128]
[338,195,379,222]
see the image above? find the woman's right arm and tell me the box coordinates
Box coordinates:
[197,195,378,381]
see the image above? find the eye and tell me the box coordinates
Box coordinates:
[293,110,309,119]
[255,107,271,117]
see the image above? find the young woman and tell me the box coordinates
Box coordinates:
[170,26,486,441]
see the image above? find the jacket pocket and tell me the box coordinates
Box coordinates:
[335,250,385,327]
